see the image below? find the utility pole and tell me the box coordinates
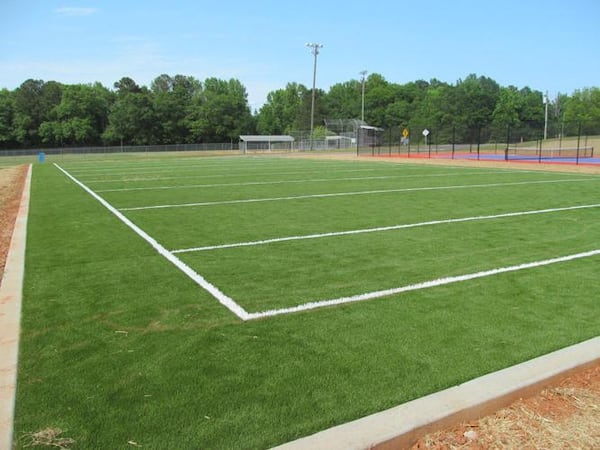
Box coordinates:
[306,42,323,151]
[543,91,549,140]
[360,70,367,122]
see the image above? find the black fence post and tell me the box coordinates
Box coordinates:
[428,130,432,158]
[477,126,481,160]
[505,124,511,161]
[451,126,456,159]
[576,122,582,165]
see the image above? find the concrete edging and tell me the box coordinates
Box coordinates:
[0,164,32,450]
[274,336,600,450]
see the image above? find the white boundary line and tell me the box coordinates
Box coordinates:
[83,166,411,183]
[246,249,600,320]
[53,164,251,321]
[171,203,600,253]
[120,178,596,211]
[94,170,523,193]
[77,163,382,178]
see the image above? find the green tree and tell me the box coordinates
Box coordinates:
[325,80,362,120]
[39,83,112,146]
[151,74,201,144]
[256,83,307,134]
[103,80,157,145]
[0,89,16,148]
[186,78,253,142]
[12,79,63,146]
[562,88,600,135]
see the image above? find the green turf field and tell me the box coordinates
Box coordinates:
[14,153,600,448]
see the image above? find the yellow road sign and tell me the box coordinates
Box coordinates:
[402,128,409,138]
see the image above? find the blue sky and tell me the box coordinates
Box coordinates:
[2,0,599,110]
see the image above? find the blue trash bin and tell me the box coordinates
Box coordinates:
[38,151,45,163]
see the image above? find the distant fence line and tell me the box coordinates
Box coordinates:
[0,142,241,157]
[2,120,599,158]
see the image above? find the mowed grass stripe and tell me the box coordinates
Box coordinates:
[178,206,600,311]
[171,203,600,253]
[93,170,530,193]
[246,248,600,319]
[64,157,398,177]
[117,178,597,211]
[80,165,409,184]
[125,176,600,251]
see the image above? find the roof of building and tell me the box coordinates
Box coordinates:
[239,135,295,142]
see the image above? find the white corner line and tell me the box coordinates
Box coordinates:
[246,249,600,320]
[0,164,32,450]
[172,203,600,254]
[53,163,250,321]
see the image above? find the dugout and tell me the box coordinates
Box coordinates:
[239,135,295,153]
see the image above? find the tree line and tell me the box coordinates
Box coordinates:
[0,73,598,150]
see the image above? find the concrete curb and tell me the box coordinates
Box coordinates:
[0,164,32,450]
[273,336,600,450]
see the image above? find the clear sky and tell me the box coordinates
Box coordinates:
[2,0,599,110]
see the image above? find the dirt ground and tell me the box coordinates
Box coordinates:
[0,158,598,449]
[0,165,27,279]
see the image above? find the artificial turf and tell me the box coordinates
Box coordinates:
[13,154,600,448]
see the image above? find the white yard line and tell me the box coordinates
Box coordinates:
[245,249,600,320]
[95,170,517,193]
[82,166,404,183]
[120,178,597,211]
[171,203,600,253]
[65,159,295,174]
[54,164,251,321]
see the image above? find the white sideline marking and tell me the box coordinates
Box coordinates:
[95,170,515,193]
[67,159,295,174]
[53,164,251,321]
[171,203,600,253]
[74,162,366,177]
[120,178,596,211]
[83,166,404,183]
[245,249,600,320]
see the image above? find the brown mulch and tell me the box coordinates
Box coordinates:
[0,165,27,279]
[410,362,600,449]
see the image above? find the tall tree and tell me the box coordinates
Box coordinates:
[103,81,157,145]
[39,83,112,146]
[151,74,201,143]
[186,78,253,142]
[0,89,15,148]
[12,79,63,146]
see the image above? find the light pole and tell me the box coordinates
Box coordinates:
[306,42,323,150]
[360,70,367,122]
[543,91,549,140]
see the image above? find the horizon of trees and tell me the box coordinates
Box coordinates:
[0,73,599,150]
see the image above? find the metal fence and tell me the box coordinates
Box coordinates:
[359,120,600,165]
[0,142,241,158]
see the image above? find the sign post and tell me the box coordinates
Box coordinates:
[423,129,431,157]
